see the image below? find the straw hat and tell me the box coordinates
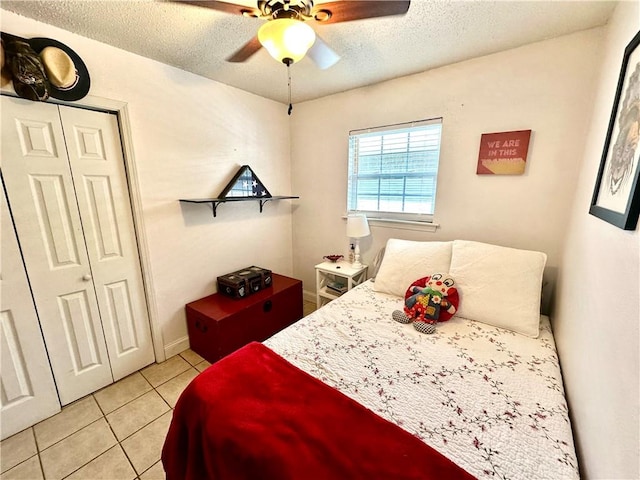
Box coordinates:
[28,37,90,101]
[39,46,77,89]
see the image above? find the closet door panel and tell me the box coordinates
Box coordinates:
[1,97,113,405]
[1,184,61,440]
[59,107,154,380]
[29,173,81,267]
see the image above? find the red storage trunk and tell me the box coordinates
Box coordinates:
[186,273,303,363]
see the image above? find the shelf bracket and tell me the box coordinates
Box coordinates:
[259,199,271,213]
[210,201,221,217]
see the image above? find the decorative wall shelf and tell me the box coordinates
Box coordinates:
[179,196,299,217]
[179,165,298,217]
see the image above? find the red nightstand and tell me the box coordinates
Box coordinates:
[186,273,303,363]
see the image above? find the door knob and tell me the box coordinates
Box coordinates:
[82,274,92,281]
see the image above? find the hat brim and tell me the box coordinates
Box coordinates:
[28,37,90,101]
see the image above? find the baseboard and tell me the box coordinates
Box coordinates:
[164,335,190,359]
[303,289,316,304]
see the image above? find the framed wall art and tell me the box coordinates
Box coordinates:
[589,30,640,230]
[476,130,531,175]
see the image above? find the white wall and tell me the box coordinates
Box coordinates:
[1,11,294,358]
[290,28,605,312]
[553,2,639,478]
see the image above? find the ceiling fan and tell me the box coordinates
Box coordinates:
[178,0,411,69]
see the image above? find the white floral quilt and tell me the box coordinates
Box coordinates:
[265,281,578,480]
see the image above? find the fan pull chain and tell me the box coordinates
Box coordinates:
[287,62,293,115]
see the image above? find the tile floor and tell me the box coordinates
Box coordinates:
[1,300,317,480]
[0,348,209,480]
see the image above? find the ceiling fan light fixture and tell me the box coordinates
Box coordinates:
[258,18,316,64]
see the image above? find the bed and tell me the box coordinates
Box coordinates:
[163,239,579,480]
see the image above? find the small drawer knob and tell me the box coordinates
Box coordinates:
[263,300,273,313]
[195,320,208,333]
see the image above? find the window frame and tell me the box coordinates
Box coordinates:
[347,117,443,224]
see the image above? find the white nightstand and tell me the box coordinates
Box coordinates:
[315,261,368,308]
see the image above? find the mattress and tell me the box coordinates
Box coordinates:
[265,280,579,480]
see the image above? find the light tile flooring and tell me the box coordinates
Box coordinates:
[0,349,210,480]
[1,300,317,480]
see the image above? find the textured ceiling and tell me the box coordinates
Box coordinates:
[1,0,617,104]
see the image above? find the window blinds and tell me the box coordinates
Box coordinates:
[348,118,442,221]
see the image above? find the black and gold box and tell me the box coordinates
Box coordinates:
[247,266,272,289]
[217,266,271,299]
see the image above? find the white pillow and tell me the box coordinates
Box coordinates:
[372,239,452,297]
[449,240,546,337]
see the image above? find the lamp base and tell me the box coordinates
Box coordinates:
[351,239,363,269]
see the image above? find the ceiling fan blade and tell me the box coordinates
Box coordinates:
[307,35,340,70]
[226,35,262,62]
[311,1,410,24]
[177,0,260,16]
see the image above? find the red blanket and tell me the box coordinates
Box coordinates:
[162,342,476,480]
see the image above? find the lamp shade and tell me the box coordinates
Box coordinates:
[346,214,371,238]
[258,19,316,64]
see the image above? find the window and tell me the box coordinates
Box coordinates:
[347,118,442,223]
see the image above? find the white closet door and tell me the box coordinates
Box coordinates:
[1,184,61,440]
[1,97,113,405]
[59,107,154,381]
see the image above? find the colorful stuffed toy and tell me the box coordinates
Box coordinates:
[392,273,459,334]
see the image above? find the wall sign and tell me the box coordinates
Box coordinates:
[476,130,532,175]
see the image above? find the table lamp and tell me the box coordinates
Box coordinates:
[346,214,370,269]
